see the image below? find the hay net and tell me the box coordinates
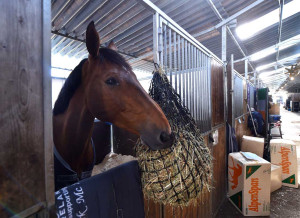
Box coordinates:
[135,69,212,206]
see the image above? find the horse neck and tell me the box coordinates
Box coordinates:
[53,85,95,174]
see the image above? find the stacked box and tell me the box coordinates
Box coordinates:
[270,164,282,192]
[228,152,271,216]
[241,136,264,157]
[270,139,298,188]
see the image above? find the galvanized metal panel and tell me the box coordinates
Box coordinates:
[156,16,212,133]
[234,72,244,118]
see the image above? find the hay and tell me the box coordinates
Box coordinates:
[135,69,212,206]
[92,153,137,176]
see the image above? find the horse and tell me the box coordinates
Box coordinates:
[52,21,173,191]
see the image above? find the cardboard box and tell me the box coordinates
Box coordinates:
[228,152,271,216]
[270,139,298,188]
[241,136,264,157]
[271,164,282,192]
[269,103,280,115]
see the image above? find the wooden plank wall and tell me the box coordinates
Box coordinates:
[0,1,52,217]
[211,59,225,126]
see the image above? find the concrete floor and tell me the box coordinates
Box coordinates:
[216,107,300,217]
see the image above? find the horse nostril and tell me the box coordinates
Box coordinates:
[160,131,171,143]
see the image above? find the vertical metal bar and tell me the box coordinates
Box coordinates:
[231,54,235,128]
[204,55,208,131]
[163,24,167,72]
[208,56,212,131]
[245,59,248,81]
[190,44,194,117]
[184,40,187,106]
[222,25,227,62]
[254,71,257,88]
[169,28,172,85]
[196,50,200,123]
[202,54,205,131]
[153,12,160,65]
[195,49,198,121]
[178,35,181,94]
[174,32,177,92]
[181,38,185,101]
[188,43,191,112]
[193,46,197,119]
[200,52,204,131]
[206,55,210,131]
[222,25,228,123]
[110,124,114,153]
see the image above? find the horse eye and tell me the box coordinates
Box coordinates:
[105,77,119,86]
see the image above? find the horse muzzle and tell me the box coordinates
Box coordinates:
[141,131,174,150]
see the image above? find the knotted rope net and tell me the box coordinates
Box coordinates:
[135,68,212,206]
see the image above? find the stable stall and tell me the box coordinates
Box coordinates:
[1,0,300,217]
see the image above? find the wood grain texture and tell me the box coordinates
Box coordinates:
[235,114,253,150]
[144,198,162,218]
[211,125,226,217]
[0,0,49,216]
[211,59,224,127]
[227,63,233,126]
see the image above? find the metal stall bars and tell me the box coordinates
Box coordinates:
[233,70,245,119]
[248,81,256,109]
[153,12,212,133]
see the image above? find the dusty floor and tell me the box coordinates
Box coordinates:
[216,107,300,218]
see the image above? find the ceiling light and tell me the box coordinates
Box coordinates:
[236,0,300,40]
[258,67,286,79]
[291,77,294,80]
[250,34,300,61]
[256,53,300,71]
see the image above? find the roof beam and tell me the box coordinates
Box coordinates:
[234,34,300,63]
[204,0,255,71]
[276,0,284,62]
[193,0,265,38]
[135,0,222,62]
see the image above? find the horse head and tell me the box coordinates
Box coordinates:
[82,21,173,150]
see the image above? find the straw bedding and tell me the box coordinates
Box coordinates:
[135,70,212,206]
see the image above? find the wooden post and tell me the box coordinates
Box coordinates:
[0,0,53,216]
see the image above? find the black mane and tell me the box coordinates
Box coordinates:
[53,48,131,116]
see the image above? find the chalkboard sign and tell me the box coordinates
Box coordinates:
[55,161,145,218]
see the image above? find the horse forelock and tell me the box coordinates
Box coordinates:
[98,47,132,72]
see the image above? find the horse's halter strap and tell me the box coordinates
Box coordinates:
[54,139,96,189]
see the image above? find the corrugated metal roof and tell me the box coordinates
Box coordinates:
[51,0,300,90]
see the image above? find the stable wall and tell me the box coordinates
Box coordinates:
[0,1,53,217]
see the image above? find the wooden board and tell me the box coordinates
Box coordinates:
[211,59,225,127]
[235,114,253,149]
[0,0,51,216]
[269,103,280,115]
[211,125,226,216]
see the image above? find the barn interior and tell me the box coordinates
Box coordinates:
[1,0,300,217]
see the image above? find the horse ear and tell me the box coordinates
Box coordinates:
[107,40,118,51]
[86,21,100,57]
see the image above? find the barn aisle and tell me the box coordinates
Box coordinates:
[216,107,300,217]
